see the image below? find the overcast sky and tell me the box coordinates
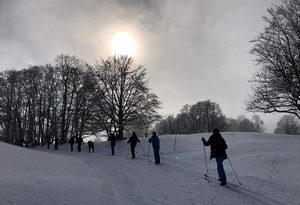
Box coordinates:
[0,0,282,132]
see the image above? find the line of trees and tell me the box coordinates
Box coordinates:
[0,54,161,146]
[154,100,265,135]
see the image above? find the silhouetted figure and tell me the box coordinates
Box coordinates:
[88,140,94,153]
[149,132,160,164]
[54,137,59,150]
[108,133,116,155]
[76,136,83,152]
[69,136,75,152]
[46,136,51,149]
[127,132,140,159]
[202,128,228,186]
[46,137,51,150]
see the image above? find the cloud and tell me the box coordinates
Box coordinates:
[0,0,280,131]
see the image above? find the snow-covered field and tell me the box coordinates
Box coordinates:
[0,132,299,205]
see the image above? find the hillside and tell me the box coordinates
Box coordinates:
[0,132,299,205]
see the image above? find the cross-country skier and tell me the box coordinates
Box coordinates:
[69,136,75,152]
[127,132,140,159]
[76,136,84,152]
[108,133,116,155]
[149,132,160,164]
[202,128,228,186]
[54,137,59,150]
[88,140,94,153]
[46,136,51,150]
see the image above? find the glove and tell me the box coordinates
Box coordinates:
[201,137,205,143]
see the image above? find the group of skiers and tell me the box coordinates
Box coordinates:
[68,136,95,153]
[107,131,161,164]
[68,136,88,152]
[47,128,228,186]
[47,135,95,153]
[108,129,228,186]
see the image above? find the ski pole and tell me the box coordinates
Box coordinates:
[139,143,146,156]
[160,151,166,162]
[116,141,122,153]
[173,134,177,151]
[227,156,242,185]
[202,143,209,182]
[147,142,150,162]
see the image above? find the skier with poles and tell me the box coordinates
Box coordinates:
[76,136,84,152]
[149,132,160,164]
[54,137,59,150]
[46,135,52,150]
[108,133,116,155]
[68,136,75,152]
[127,132,140,159]
[202,128,228,186]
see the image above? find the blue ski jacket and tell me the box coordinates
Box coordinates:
[149,135,160,148]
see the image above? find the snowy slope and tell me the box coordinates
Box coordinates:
[0,132,299,205]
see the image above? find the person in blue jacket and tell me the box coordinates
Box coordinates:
[202,128,228,186]
[149,132,160,164]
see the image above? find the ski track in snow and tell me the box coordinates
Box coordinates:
[0,132,300,205]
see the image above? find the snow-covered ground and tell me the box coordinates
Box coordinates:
[0,132,299,205]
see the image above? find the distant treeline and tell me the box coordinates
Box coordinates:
[154,100,265,135]
[0,54,161,146]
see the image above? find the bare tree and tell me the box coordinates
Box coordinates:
[154,115,176,135]
[247,0,300,119]
[0,70,20,144]
[237,115,256,132]
[274,114,300,134]
[55,54,85,143]
[92,56,161,139]
[189,100,226,132]
[252,114,265,132]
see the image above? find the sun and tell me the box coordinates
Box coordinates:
[110,32,137,56]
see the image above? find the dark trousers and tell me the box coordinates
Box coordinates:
[111,145,115,155]
[78,144,81,152]
[216,156,226,182]
[130,145,136,158]
[70,143,74,152]
[89,145,94,153]
[153,146,160,164]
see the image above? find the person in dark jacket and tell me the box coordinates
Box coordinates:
[149,132,160,164]
[127,132,140,159]
[108,133,116,155]
[54,137,59,150]
[69,136,75,152]
[76,136,84,152]
[46,136,51,150]
[202,128,228,186]
[88,140,95,153]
